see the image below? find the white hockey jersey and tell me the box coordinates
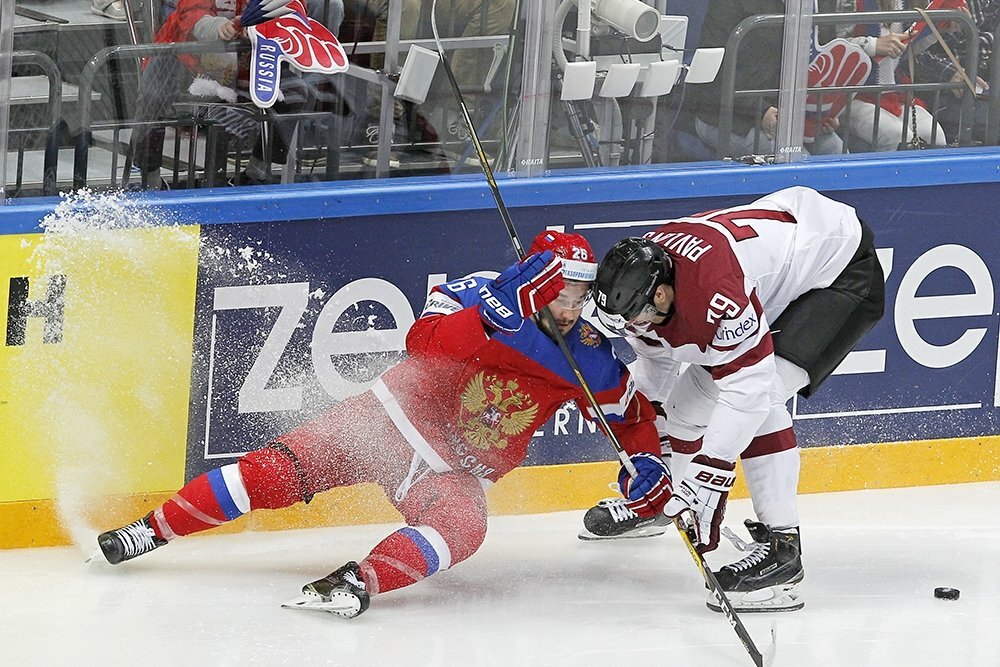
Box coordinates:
[626,186,862,459]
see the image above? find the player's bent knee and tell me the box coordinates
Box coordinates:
[403,472,488,565]
[239,442,313,509]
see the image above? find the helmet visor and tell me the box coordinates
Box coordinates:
[597,301,660,335]
[551,280,592,311]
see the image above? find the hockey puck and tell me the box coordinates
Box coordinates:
[934,587,960,600]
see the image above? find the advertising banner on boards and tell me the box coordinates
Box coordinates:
[185,185,1000,480]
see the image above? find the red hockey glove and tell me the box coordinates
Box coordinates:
[617,452,672,518]
[662,454,736,553]
[478,251,565,333]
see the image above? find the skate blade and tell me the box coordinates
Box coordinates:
[281,593,361,618]
[577,525,669,541]
[706,584,803,613]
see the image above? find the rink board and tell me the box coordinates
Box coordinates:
[2,155,1000,547]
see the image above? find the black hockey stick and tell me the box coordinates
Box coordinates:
[428,0,637,479]
[429,5,772,666]
[676,514,775,667]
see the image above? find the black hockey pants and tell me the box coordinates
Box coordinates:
[771,219,885,397]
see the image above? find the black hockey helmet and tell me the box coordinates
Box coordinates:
[593,238,674,329]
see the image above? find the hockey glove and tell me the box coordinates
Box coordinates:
[478,251,565,333]
[617,452,672,518]
[662,454,736,553]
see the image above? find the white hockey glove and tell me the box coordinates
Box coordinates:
[662,454,736,553]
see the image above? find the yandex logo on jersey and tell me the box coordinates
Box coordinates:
[644,230,713,262]
[713,305,759,347]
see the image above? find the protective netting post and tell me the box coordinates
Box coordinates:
[0,0,15,202]
[775,0,811,163]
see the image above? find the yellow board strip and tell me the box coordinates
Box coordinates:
[4,435,1000,549]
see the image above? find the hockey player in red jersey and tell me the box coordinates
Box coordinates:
[583,186,884,613]
[97,230,664,618]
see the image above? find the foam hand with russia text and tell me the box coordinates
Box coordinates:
[233,0,296,28]
[246,0,348,108]
[478,251,564,333]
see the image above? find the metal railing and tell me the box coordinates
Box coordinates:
[70,34,511,189]
[9,51,62,196]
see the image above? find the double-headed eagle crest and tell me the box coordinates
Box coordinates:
[579,322,601,347]
[459,372,538,450]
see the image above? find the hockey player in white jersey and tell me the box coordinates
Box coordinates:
[582,186,884,612]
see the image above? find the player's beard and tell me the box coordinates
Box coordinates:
[535,312,574,338]
[554,313,578,334]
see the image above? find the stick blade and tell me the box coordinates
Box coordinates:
[763,622,778,667]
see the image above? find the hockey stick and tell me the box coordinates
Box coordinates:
[676,514,776,667]
[429,5,771,666]
[428,0,638,479]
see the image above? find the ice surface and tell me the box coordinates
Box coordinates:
[2,482,999,666]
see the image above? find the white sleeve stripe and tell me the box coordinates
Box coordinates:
[421,291,464,316]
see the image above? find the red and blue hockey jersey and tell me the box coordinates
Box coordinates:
[372,276,661,486]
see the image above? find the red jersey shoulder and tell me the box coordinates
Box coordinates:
[644,221,749,349]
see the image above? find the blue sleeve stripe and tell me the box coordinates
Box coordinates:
[399,526,441,576]
[206,468,244,521]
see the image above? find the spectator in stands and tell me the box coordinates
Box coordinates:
[685,0,847,158]
[911,0,998,143]
[237,0,346,184]
[130,0,345,188]
[840,0,948,150]
[163,0,180,22]
[129,0,247,189]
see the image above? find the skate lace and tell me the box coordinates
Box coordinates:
[724,537,771,573]
[117,519,157,559]
[598,497,638,523]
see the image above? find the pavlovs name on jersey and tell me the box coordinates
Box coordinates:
[644,230,713,262]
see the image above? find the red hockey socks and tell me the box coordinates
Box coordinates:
[149,446,304,540]
[358,525,454,595]
[149,465,250,540]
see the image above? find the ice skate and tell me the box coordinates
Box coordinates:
[282,561,370,619]
[707,520,804,613]
[97,513,168,565]
[578,497,670,540]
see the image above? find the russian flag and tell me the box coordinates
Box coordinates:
[905,0,969,55]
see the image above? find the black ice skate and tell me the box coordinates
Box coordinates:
[578,497,670,541]
[97,513,168,565]
[707,520,804,613]
[282,561,371,619]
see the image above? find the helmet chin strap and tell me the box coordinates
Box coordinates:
[648,280,674,324]
[652,305,673,323]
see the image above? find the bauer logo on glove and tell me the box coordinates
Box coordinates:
[662,454,736,553]
[478,251,565,333]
